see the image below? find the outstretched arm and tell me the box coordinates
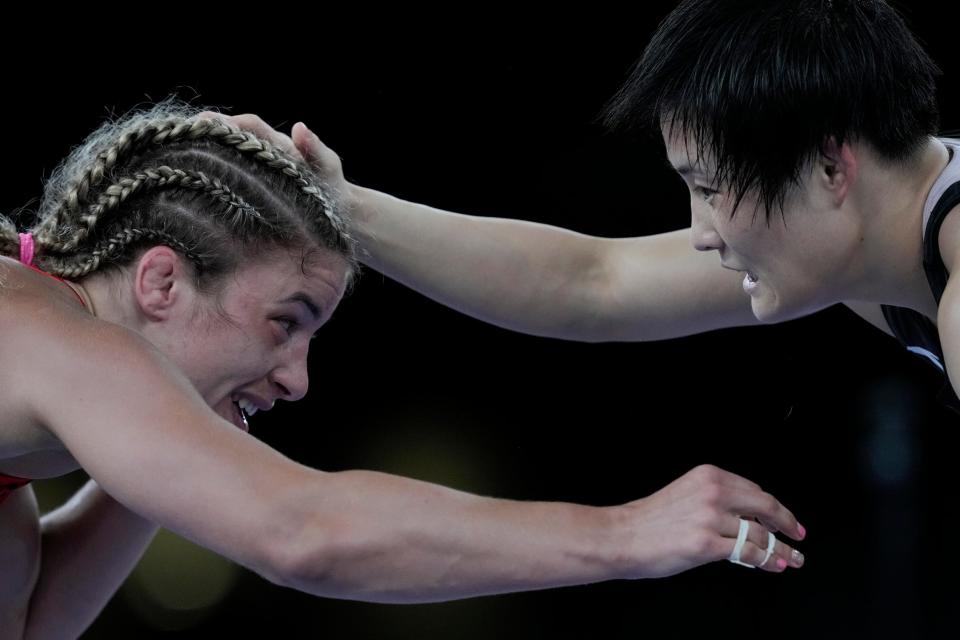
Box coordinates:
[214,114,760,342]
[0,299,802,635]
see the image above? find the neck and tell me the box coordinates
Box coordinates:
[72,273,129,325]
[63,280,98,317]
[846,137,949,319]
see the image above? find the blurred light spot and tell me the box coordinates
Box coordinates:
[122,529,240,630]
[364,412,498,495]
[860,377,919,488]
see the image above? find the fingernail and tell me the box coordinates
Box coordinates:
[791,549,805,567]
[776,558,787,571]
[798,524,806,539]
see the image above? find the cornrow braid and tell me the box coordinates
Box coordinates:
[0,215,18,258]
[50,166,272,253]
[46,228,204,279]
[2,100,357,288]
[37,117,345,253]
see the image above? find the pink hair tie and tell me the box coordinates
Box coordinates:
[18,233,34,266]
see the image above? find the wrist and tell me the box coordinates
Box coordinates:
[343,185,382,238]
[601,501,654,581]
[576,503,642,582]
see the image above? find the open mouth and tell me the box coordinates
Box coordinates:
[214,397,250,432]
[236,397,259,418]
[216,394,271,433]
[230,400,250,432]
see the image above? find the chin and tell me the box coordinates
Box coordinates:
[750,289,825,324]
[750,300,777,323]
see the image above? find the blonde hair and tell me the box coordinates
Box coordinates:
[0,101,356,288]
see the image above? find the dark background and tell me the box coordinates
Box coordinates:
[4,4,960,638]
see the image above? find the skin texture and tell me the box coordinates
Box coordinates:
[0,222,804,639]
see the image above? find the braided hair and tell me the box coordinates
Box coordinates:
[0,102,356,289]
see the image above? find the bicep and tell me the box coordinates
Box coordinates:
[598,228,760,341]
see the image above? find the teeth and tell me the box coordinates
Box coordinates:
[237,398,259,417]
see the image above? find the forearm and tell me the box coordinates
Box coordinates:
[279,469,629,603]
[23,480,159,640]
[353,186,615,341]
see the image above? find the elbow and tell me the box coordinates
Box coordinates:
[244,472,394,601]
[530,238,619,343]
[257,542,326,591]
[254,505,360,595]
[574,248,625,343]
[254,510,338,591]
[257,513,395,602]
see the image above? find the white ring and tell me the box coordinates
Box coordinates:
[728,518,756,568]
[761,531,776,567]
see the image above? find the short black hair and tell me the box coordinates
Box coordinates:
[603,0,941,219]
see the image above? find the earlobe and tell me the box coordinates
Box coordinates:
[133,247,186,320]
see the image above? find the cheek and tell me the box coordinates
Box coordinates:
[727,213,783,258]
[206,322,267,371]
[712,217,749,249]
[217,346,272,386]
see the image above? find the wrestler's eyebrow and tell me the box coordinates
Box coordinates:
[283,292,322,321]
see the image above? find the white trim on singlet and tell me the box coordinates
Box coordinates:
[922,138,960,240]
[907,345,945,371]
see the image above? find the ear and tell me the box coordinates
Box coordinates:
[132,246,193,321]
[819,137,858,205]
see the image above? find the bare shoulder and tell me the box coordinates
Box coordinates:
[937,202,960,273]
[0,258,102,456]
[0,257,91,344]
[0,274,191,443]
[0,256,146,366]
[0,486,40,633]
[0,256,192,478]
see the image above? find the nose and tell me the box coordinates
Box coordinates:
[690,201,723,252]
[271,346,310,402]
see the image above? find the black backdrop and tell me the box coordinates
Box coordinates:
[5,4,960,638]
